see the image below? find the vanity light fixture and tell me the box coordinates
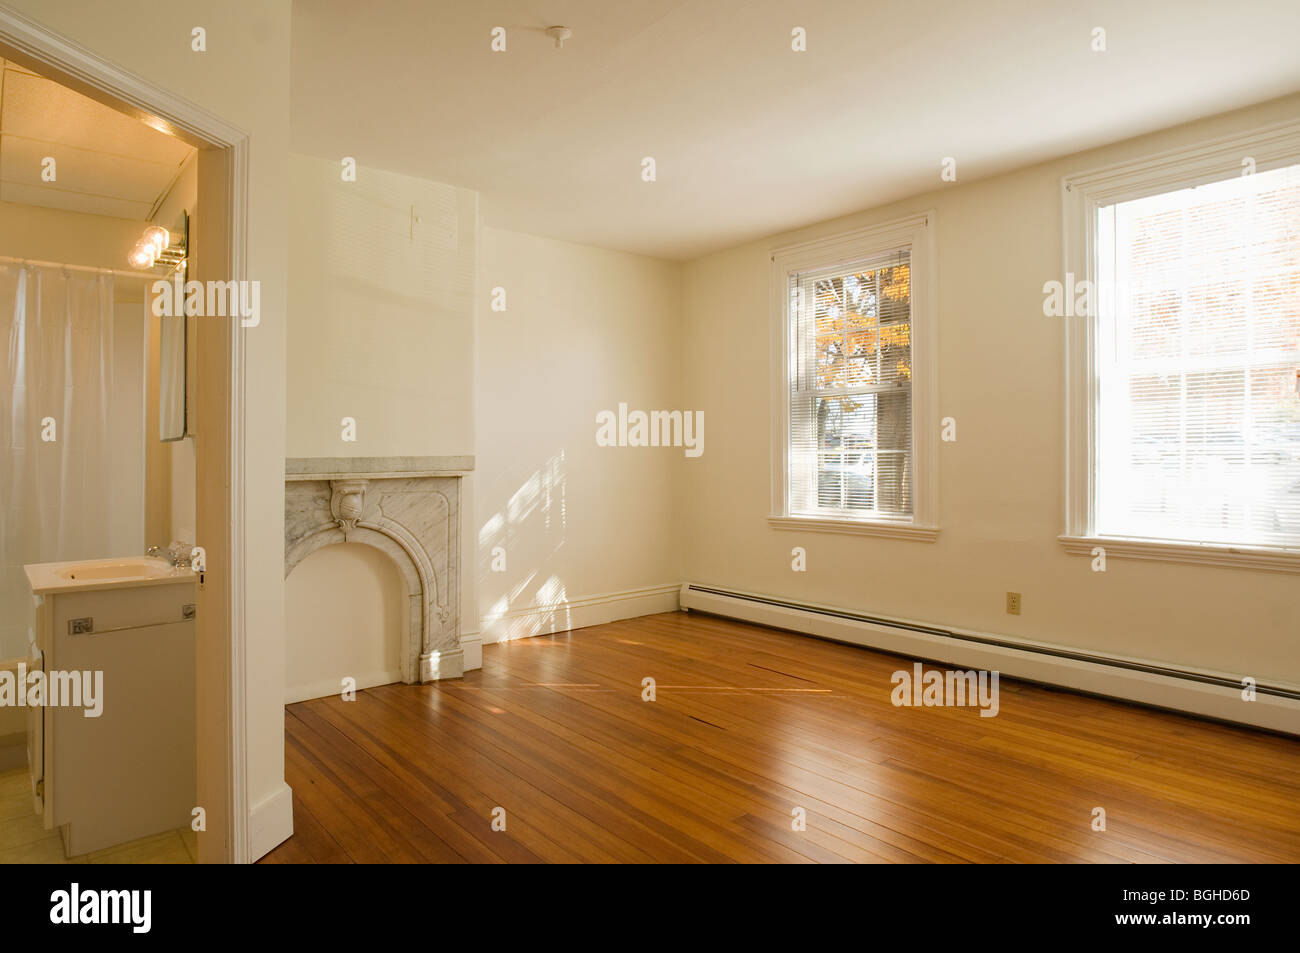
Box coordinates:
[129,223,186,270]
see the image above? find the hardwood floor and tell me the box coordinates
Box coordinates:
[261,611,1300,864]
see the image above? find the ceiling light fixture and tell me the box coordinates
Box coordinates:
[545,25,572,49]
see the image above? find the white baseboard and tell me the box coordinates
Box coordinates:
[680,583,1300,735]
[481,583,680,644]
[461,631,482,671]
[285,669,401,705]
[248,782,293,863]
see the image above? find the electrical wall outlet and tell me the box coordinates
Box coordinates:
[1006,591,1022,615]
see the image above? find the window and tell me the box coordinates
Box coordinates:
[789,252,913,518]
[1062,125,1300,568]
[770,214,937,539]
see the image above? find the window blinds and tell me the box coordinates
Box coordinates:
[1095,162,1300,548]
[787,248,913,519]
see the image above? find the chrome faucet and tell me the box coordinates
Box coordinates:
[168,541,194,568]
[146,542,193,568]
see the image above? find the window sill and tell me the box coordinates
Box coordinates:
[769,515,939,542]
[1059,534,1300,574]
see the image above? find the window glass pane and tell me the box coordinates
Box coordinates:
[789,251,913,520]
[1095,162,1300,547]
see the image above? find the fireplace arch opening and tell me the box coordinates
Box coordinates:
[285,542,407,702]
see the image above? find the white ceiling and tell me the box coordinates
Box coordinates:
[290,0,1300,260]
[0,58,194,221]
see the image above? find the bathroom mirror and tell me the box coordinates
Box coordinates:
[158,211,189,441]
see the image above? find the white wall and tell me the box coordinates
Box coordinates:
[283,198,688,679]
[680,92,1300,687]
[283,165,688,686]
[0,198,141,265]
[286,153,476,457]
[284,154,477,693]
[475,227,683,642]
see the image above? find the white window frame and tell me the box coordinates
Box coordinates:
[1060,119,1300,572]
[769,211,939,541]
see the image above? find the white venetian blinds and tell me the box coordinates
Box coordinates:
[787,248,913,519]
[1095,161,1300,547]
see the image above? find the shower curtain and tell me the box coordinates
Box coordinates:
[1,265,116,660]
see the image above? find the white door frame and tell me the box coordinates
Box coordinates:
[0,6,250,862]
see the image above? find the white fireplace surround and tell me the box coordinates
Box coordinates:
[284,456,472,683]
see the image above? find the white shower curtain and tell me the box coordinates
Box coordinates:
[1,264,117,660]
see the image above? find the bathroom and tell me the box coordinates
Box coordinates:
[0,56,201,862]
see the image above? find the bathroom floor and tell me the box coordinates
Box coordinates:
[0,767,195,863]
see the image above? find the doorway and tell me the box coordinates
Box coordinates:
[0,11,250,863]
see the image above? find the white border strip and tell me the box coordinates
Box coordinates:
[482,583,680,644]
[248,783,293,863]
[1060,534,1300,574]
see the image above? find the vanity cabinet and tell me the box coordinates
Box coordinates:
[24,558,197,857]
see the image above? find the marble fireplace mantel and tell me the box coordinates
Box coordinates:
[284,456,472,683]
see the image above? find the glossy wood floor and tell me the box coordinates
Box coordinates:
[261,611,1300,864]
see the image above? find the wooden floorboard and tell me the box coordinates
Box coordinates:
[261,611,1300,864]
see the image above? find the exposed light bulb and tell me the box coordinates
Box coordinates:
[143,225,169,256]
[128,241,156,269]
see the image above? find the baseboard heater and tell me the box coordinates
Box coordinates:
[679,583,1300,735]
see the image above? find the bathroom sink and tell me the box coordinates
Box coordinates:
[57,557,177,582]
[26,555,194,596]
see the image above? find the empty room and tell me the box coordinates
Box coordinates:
[0,0,1297,925]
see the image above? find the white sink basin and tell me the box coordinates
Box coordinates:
[24,555,194,595]
[57,557,177,583]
